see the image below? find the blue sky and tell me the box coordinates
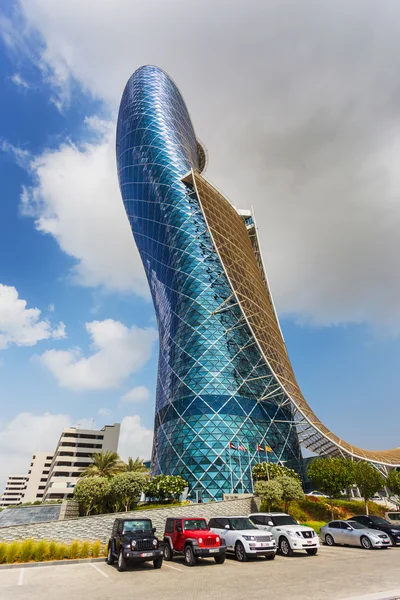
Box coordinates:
[1,0,400,489]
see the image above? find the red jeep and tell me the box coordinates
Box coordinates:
[163,517,226,566]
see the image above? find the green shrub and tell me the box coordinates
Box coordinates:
[79,541,90,558]
[67,541,80,559]
[0,542,7,564]
[19,539,35,563]
[33,540,48,562]
[47,541,57,560]
[301,520,326,533]
[287,504,308,523]
[297,498,332,521]
[5,542,19,564]
[55,543,68,561]
[91,541,101,558]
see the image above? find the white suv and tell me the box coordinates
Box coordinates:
[208,516,277,562]
[249,512,319,557]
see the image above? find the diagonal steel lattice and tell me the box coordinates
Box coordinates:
[116,66,400,500]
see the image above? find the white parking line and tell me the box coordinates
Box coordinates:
[89,563,109,578]
[18,568,24,586]
[163,563,184,572]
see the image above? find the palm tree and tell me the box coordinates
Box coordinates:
[80,450,124,479]
[124,457,149,473]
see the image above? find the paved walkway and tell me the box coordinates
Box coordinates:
[0,545,399,600]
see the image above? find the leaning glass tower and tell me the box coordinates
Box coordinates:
[116,66,303,500]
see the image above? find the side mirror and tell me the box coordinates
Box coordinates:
[152,527,156,533]
[224,524,230,530]
[267,521,274,526]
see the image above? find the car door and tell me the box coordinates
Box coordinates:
[220,518,234,549]
[172,520,183,552]
[115,521,123,554]
[340,522,356,545]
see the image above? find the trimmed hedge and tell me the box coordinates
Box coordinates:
[0,540,106,564]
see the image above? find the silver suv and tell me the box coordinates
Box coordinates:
[249,512,319,557]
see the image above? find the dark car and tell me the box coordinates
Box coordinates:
[163,517,226,566]
[106,518,164,571]
[348,515,400,546]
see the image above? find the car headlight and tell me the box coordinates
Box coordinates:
[370,533,381,539]
[286,531,298,538]
[216,537,220,543]
[242,535,256,541]
[198,538,203,544]
[131,540,137,548]
[153,539,158,547]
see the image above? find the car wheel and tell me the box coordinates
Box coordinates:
[279,537,293,557]
[153,557,163,569]
[163,542,173,561]
[235,541,248,562]
[106,545,115,565]
[306,548,318,556]
[117,550,127,572]
[265,552,275,560]
[360,536,372,550]
[214,554,226,564]
[184,545,196,567]
[325,534,335,546]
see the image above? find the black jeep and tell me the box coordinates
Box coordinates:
[106,518,164,571]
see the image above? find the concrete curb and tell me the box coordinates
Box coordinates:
[0,557,106,570]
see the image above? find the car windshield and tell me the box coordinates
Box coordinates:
[123,520,152,533]
[230,518,255,530]
[370,517,390,526]
[271,515,297,526]
[348,522,365,530]
[387,513,400,522]
[183,520,208,530]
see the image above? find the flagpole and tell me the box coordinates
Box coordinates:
[237,439,244,494]
[248,445,254,493]
[229,445,234,494]
[266,447,270,481]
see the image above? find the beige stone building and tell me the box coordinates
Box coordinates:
[0,423,120,506]
[0,475,27,507]
[22,452,54,503]
[42,423,120,501]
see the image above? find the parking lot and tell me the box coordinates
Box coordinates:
[0,545,399,600]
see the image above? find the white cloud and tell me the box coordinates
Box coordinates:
[10,72,29,88]
[118,415,153,462]
[1,139,30,168]
[0,283,66,350]
[4,0,400,331]
[19,121,148,296]
[120,385,150,405]
[98,407,112,417]
[39,319,157,390]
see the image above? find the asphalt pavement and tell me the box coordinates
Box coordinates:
[0,545,399,600]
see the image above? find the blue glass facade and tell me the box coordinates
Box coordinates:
[116,66,302,500]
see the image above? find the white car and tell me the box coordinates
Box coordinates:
[208,516,277,562]
[305,490,328,498]
[249,512,319,557]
